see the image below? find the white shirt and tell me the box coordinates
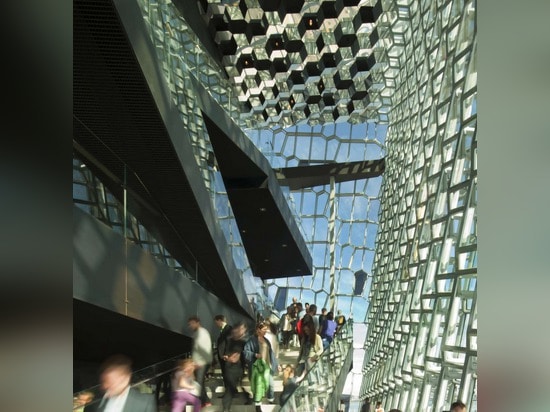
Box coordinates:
[102,387,130,412]
[192,326,213,366]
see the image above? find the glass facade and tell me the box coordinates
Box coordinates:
[358,0,477,410]
[75,0,477,410]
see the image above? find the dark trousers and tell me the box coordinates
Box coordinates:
[282,330,293,348]
[222,364,243,411]
[218,357,228,388]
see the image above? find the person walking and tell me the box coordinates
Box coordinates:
[171,358,201,412]
[84,354,156,412]
[214,314,233,393]
[320,311,337,349]
[281,306,294,350]
[220,321,248,412]
[244,322,279,412]
[360,397,371,412]
[296,317,323,383]
[187,316,213,407]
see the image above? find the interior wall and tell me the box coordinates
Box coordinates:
[73,205,253,390]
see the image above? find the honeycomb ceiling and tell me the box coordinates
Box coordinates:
[197,0,382,127]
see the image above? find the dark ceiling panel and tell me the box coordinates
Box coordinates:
[276,158,386,190]
[227,188,312,278]
[203,114,313,280]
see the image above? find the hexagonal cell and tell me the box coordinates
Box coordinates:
[270,55,290,74]
[289,93,305,107]
[335,46,354,63]
[236,54,255,73]
[278,0,305,20]
[206,3,225,21]
[349,56,371,77]
[291,105,308,123]
[207,7,228,36]
[348,82,369,100]
[298,13,320,36]
[245,9,268,42]
[279,99,293,111]
[320,53,337,70]
[215,31,237,56]
[266,35,285,55]
[354,5,376,30]
[335,0,361,15]
[332,104,349,121]
[304,61,322,80]
[287,70,305,89]
[334,71,353,90]
[261,86,279,102]
[334,88,350,101]
[259,0,282,12]
[283,27,304,52]
[334,20,357,47]
[252,48,271,70]
[286,46,308,66]
[321,93,335,108]
[226,7,247,34]
[305,92,322,105]
[321,74,335,91]
[319,1,338,20]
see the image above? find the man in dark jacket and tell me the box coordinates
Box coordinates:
[214,314,233,391]
[221,321,248,412]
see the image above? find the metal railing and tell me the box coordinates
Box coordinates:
[280,322,354,412]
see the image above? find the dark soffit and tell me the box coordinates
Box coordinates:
[203,115,313,280]
[275,158,386,190]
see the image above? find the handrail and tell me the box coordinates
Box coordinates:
[280,322,354,412]
[73,352,190,411]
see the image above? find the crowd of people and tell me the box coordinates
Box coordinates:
[76,298,468,412]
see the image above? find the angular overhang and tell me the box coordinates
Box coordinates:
[202,114,313,279]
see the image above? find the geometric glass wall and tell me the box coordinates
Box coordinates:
[131,0,477,409]
[359,0,477,410]
[133,0,388,315]
[248,123,386,325]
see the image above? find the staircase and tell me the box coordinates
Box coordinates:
[199,345,301,412]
